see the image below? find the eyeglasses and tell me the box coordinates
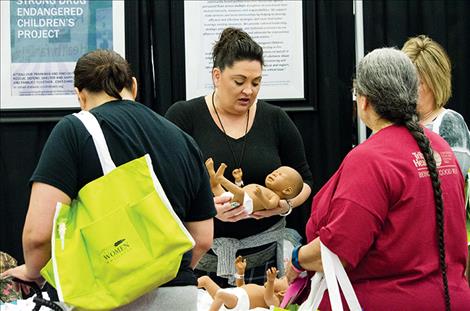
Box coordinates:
[351,79,358,100]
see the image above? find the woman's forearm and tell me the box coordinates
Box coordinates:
[291,183,312,208]
[23,233,52,278]
[22,182,71,279]
[298,237,323,272]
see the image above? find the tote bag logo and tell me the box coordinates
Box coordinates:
[100,238,132,263]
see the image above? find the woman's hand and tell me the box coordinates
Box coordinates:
[1,264,43,284]
[251,206,284,219]
[0,264,45,295]
[284,259,301,284]
[214,195,249,222]
[251,199,290,219]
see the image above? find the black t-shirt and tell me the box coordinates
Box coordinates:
[165,97,313,240]
[31,100,216,286]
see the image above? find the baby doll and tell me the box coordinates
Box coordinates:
[205,158,303,213]
[198,256,288,311]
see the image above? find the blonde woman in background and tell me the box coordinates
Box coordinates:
[403,34,470,286]
[402,35,470,177]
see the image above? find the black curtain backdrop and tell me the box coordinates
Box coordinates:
[363,0,470,125]
[123,0,355,241]
[0,122,56,261]
[1,0,352,261]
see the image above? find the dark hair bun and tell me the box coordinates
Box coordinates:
[74,49,133,100]
[212,27,263,70]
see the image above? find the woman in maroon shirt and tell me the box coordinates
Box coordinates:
[286,48,470,310]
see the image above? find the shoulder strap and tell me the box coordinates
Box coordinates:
[74,111,116,175]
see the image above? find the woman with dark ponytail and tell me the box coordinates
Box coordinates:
[1,49,216,310]
[285,48,470,310]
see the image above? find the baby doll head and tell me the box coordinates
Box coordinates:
[265,166,303,199]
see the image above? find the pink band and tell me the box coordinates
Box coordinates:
[290,262,304,274]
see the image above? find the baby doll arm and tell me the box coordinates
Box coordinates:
[264,267,281,307]
[253,186,280,210]
[232,168,244,186]
[235,255,247,287]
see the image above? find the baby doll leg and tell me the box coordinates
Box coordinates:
[217,176,245,206]
[211,290,239,311]
[198,275,239,311]
[197,275,221,299]
[205,158,226,196]
[206,158,245,205]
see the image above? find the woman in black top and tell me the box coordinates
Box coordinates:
[166,27,312,286]
[2,49,215,310]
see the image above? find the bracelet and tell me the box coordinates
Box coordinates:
[234,273,244,279]
[291,245,305,272]
[290,262,304,274]
[279,199,293,216]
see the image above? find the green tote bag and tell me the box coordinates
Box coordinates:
[40,111,195,310]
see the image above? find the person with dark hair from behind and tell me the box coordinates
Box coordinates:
[0,49,216,310]
[166,27,313,287]
[285,48,470,310]
[402,35,470,179]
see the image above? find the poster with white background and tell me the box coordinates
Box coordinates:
[0,0,125,110]
[184,0,304,100]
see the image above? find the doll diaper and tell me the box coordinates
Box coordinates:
[221,191,254,214]
[219,287,250,311]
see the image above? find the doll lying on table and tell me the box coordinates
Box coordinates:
[198,256,288,311]
[205,158,303,214]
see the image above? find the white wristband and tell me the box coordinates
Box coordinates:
[234,273,244,279]
[279,199,293,216]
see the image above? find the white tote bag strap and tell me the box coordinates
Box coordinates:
[311,276,327,311]
[74,111,116,174]
[321,241,361,311]
[298,272,327,311]
[322,242,343,310]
